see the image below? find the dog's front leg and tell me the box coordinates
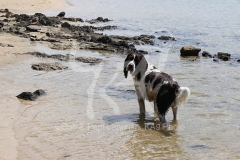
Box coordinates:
[135,86,145,114]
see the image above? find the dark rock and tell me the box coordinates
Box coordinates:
[0,22,4,28]
[96,36,112,44]
[96,17,104,21]
[66,54,75,61]
[61,22,71,28]
[25,52,103,64]
[158,36,175,41]
[33,89,46,96]
[217,52,231,61]
[31,62,68,71]
[7,44,14,47]
[16,89,46,101]
[75,57,102,64]
[15,14,31,22]
[180,46,201,56]
[26,25,41,32]
[63,17,84,22]
[213,58,219,62]
[0,43,14,47]
[137,50,148,54]
[57,11,65,18]
[202,51,212,58]
[16,92,37,101]
[237,59,240,63]
[155,50,161,53]
[87,17,112,24]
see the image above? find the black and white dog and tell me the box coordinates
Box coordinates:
[123,52,190,124]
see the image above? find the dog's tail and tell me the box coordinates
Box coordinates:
[175,87,190,106]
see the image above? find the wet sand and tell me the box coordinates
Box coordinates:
[0,1,68,159]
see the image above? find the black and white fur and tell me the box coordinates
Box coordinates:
[124,52,190,124]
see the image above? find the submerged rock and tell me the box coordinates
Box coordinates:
[213,58,219,62]
[33,89,46,96]
[86,17,111,24]
[16,89,46,101]
[75,57,102,64]
[158,36,175,41]
[180,46,201,56]
[202,51,212,58]
[217,52,231,61]
[31,62,68,71]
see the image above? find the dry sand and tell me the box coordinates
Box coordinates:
[0,0,68,159]
[0,0,68,14]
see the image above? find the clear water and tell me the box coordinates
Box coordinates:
[3,0,240,159]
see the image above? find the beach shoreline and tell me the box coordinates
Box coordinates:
[0,0,68,159]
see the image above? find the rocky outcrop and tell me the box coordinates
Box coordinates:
[75,57,102,64]
[86,17,111,24]
[31,62,68,71]
[180,46,201,56]
[217,52,231,61]
[25,52,103,64]
[158,36,175,41]
[16,89,46,101]
[202,51,212,58]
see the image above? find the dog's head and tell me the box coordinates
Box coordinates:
[123,52,148,81]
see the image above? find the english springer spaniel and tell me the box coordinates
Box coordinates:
[123,52,190,124]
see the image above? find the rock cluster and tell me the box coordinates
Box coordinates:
[31,62,68,71]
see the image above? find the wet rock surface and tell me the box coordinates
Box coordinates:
[25,52,103,64]
[16,89,46,101]
[180,46,201,56]
[86,17,112,24]
[158,36,175,41]
[217,52,231,61]
[31,62,68,71]
[202,51,212,58]
[75,57,102,64]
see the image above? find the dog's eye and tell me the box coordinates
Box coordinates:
[129,57,134,61]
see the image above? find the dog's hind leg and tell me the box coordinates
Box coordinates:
[172,106,178,121]
[158,114,167,124]
[138,98,145,114]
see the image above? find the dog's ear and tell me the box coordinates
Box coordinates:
[123,53,133,79]
[135,53,148,81]
[123,67,128,78]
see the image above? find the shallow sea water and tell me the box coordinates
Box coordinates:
[1,0,240,159]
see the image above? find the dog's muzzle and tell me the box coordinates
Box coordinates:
[127,64,134,72]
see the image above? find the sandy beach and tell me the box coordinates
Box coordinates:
[0,0,68,159]
[0,0,67,14]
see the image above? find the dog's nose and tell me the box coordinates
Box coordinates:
[127,64,134,71]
